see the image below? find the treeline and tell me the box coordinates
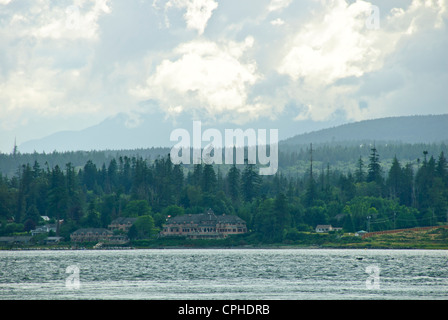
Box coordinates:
[0,147,171,178]
[1,141,447,177]
[279,141,448,169]
[0,147,447,243]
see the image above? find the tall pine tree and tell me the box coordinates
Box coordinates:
[367,146,383,185]
[226,164,241,203]
[242,162,261,202]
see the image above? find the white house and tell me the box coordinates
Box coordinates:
[315,225,334,233]
[31,224,57,236]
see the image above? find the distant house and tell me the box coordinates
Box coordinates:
[31,224,57,236]
[315,225,334,233]
[70,228,130,244]
[70,228,113,243]
[315,225,343,233]
[355,230,368,237]
[108,217,137,232]
[161,209,247,239]
[0,236,32,245]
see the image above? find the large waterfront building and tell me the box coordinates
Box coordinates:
[161,209,247,239]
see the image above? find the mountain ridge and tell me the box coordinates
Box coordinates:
[17,113,448,153]
[281,114,448,146]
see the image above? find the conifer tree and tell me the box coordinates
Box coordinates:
[202,164,216,194]
[355,156,365,183]
[242,162,261,202]
[386,156,402,199]
[367,146,383,185]
[436,151,447,186]
[226,164,241,203]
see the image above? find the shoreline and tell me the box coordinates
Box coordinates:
[2,244,448,251]
[3,228,448,251]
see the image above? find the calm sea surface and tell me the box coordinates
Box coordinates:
[0,249,447,300]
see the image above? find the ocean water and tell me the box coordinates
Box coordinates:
[0,248,447,300]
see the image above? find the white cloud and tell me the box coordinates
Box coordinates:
[1,0,111,40]
[270,18,285,26]
[0,64,102,129]
[276,0,448,122]
[268,0,292,12]
[132,36,269,122]
[0,0,114,143]
[161,0,218,34]
[278,1,384,85]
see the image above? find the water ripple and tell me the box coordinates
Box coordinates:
[1,249,447,300]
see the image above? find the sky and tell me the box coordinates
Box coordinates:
[0,0,447,153]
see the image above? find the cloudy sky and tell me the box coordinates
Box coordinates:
[0,0,447,152]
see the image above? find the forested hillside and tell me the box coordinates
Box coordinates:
[281,114,448,145]
[1,144,447,244]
